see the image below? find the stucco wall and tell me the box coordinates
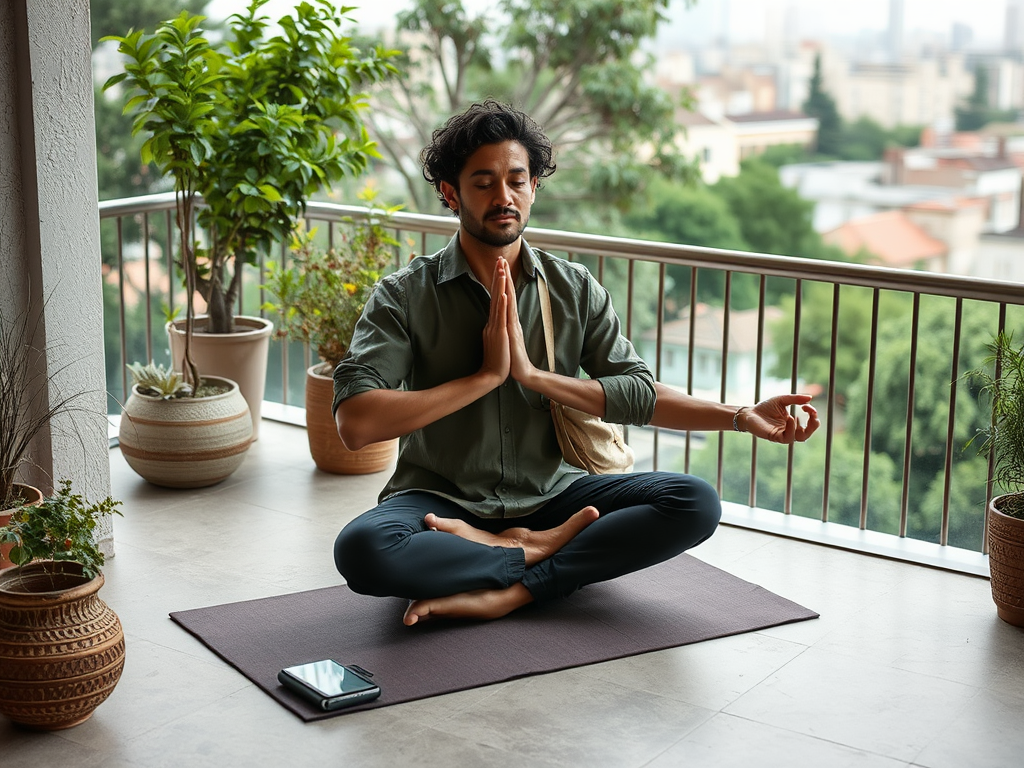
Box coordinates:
[1,2,113,550]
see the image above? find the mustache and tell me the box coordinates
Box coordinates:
[487,207,520,220]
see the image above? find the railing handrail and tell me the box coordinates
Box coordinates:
[100,192,1024,305]
[99,190,1010,575]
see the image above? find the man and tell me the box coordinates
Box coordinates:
[333,101,818,626]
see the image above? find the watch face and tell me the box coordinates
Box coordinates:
[284,660,375,697]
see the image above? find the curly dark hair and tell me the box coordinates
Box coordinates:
[420,100,557,210]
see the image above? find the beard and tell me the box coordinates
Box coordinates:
[459,207,527,247]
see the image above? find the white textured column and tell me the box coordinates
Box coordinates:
[0,2,113,553]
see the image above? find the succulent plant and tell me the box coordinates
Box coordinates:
[126,362,193,399]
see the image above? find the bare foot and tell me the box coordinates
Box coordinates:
[404,583,534,626]
[425,506,599,566]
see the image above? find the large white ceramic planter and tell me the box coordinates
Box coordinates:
[167,315,273,439]
[118,376,253,489]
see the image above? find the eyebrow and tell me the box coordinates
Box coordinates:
[468,166,530,178]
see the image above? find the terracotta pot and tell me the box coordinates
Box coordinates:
[305,366,398,475]
[0,560,125,730]
[988,494,1024,627]
[118,376,253,489]
[0,484,43,571]
[167,315,273,439]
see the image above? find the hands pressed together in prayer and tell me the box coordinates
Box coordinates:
[480,257,533,385]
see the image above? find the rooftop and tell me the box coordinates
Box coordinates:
[823,210,948,267]
[4,419,1022,767]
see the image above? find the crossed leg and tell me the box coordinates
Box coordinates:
[403,506,600,625]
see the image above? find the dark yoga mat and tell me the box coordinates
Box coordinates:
[170,554,817,721]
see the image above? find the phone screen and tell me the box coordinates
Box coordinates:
[282,660,376,698]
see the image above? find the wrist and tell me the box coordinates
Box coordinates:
[475,369,506,391]
[512,362,541,390]
[733,406,750,432]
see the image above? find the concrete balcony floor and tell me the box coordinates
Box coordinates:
[3,419,1024,767]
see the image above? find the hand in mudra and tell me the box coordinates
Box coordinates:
[742,395,819,444]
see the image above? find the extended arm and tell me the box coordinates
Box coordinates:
[651,384,820,444]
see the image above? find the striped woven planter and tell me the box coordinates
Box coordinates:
[118,376,253,488]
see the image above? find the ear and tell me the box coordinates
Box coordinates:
[530,176,538,202]
[439,181,460,212]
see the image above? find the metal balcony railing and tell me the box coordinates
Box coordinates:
[99,192,1024,576]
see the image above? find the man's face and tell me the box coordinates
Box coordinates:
[441,141,538,248]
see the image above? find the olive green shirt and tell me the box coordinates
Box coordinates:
[333,234,656,519]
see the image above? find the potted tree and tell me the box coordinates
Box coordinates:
[103,0,398,437]
[0,480,125,730]
[966,330,1024,626]
[262,189,401,473]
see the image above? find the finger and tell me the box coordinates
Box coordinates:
[773,393,813,407]
[783,414,797,443]
[792,406,819,442]
[488,265,504,324]
[800,406,821,441]
[503,259,520,323]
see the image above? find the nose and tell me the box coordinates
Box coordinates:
[493,181,514,207]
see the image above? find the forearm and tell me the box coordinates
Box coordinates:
[335,371,503,450]
[516,367,608,417]
[650,383,746,432]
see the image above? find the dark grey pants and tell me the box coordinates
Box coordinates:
[333,471,722,603]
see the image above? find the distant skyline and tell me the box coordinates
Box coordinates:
[668,0,1010,46]
[209,0,1013,48]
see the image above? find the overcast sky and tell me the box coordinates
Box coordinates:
[208,0,1012,48]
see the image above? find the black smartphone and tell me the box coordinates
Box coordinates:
[278,660,381,711]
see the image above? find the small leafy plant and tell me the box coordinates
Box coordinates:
[262,188,402,370]
[0,480,123,579]
[966,331,1024,519]
[127,361,193,399]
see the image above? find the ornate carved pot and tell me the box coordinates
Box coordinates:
[0,560,125,729]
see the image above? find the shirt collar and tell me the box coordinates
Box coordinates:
[437,232,542,285]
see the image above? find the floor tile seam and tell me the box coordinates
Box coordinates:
[843,646,1022,694]
[721,641,815,714]
[799,631,1006,698]
[119,633,260,679]
[782,640,994,691]
[396,715,579,768]
[633,703,718,767]
[209,495,341,524]
[902,684,987,768]
[751,626,815,650]
[36,730,114,764]
[710,710,913,763]
[115,688,256,750]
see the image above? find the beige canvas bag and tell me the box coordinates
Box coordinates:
[535,273,635,474]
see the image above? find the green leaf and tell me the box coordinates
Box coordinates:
[257,184,283,202]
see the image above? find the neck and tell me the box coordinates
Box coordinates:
[459,231,522,285]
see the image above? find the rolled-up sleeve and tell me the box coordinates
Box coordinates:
[579,272,656,426]
[332,277,412,414]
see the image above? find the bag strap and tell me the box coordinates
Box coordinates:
[535,271,556,374]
